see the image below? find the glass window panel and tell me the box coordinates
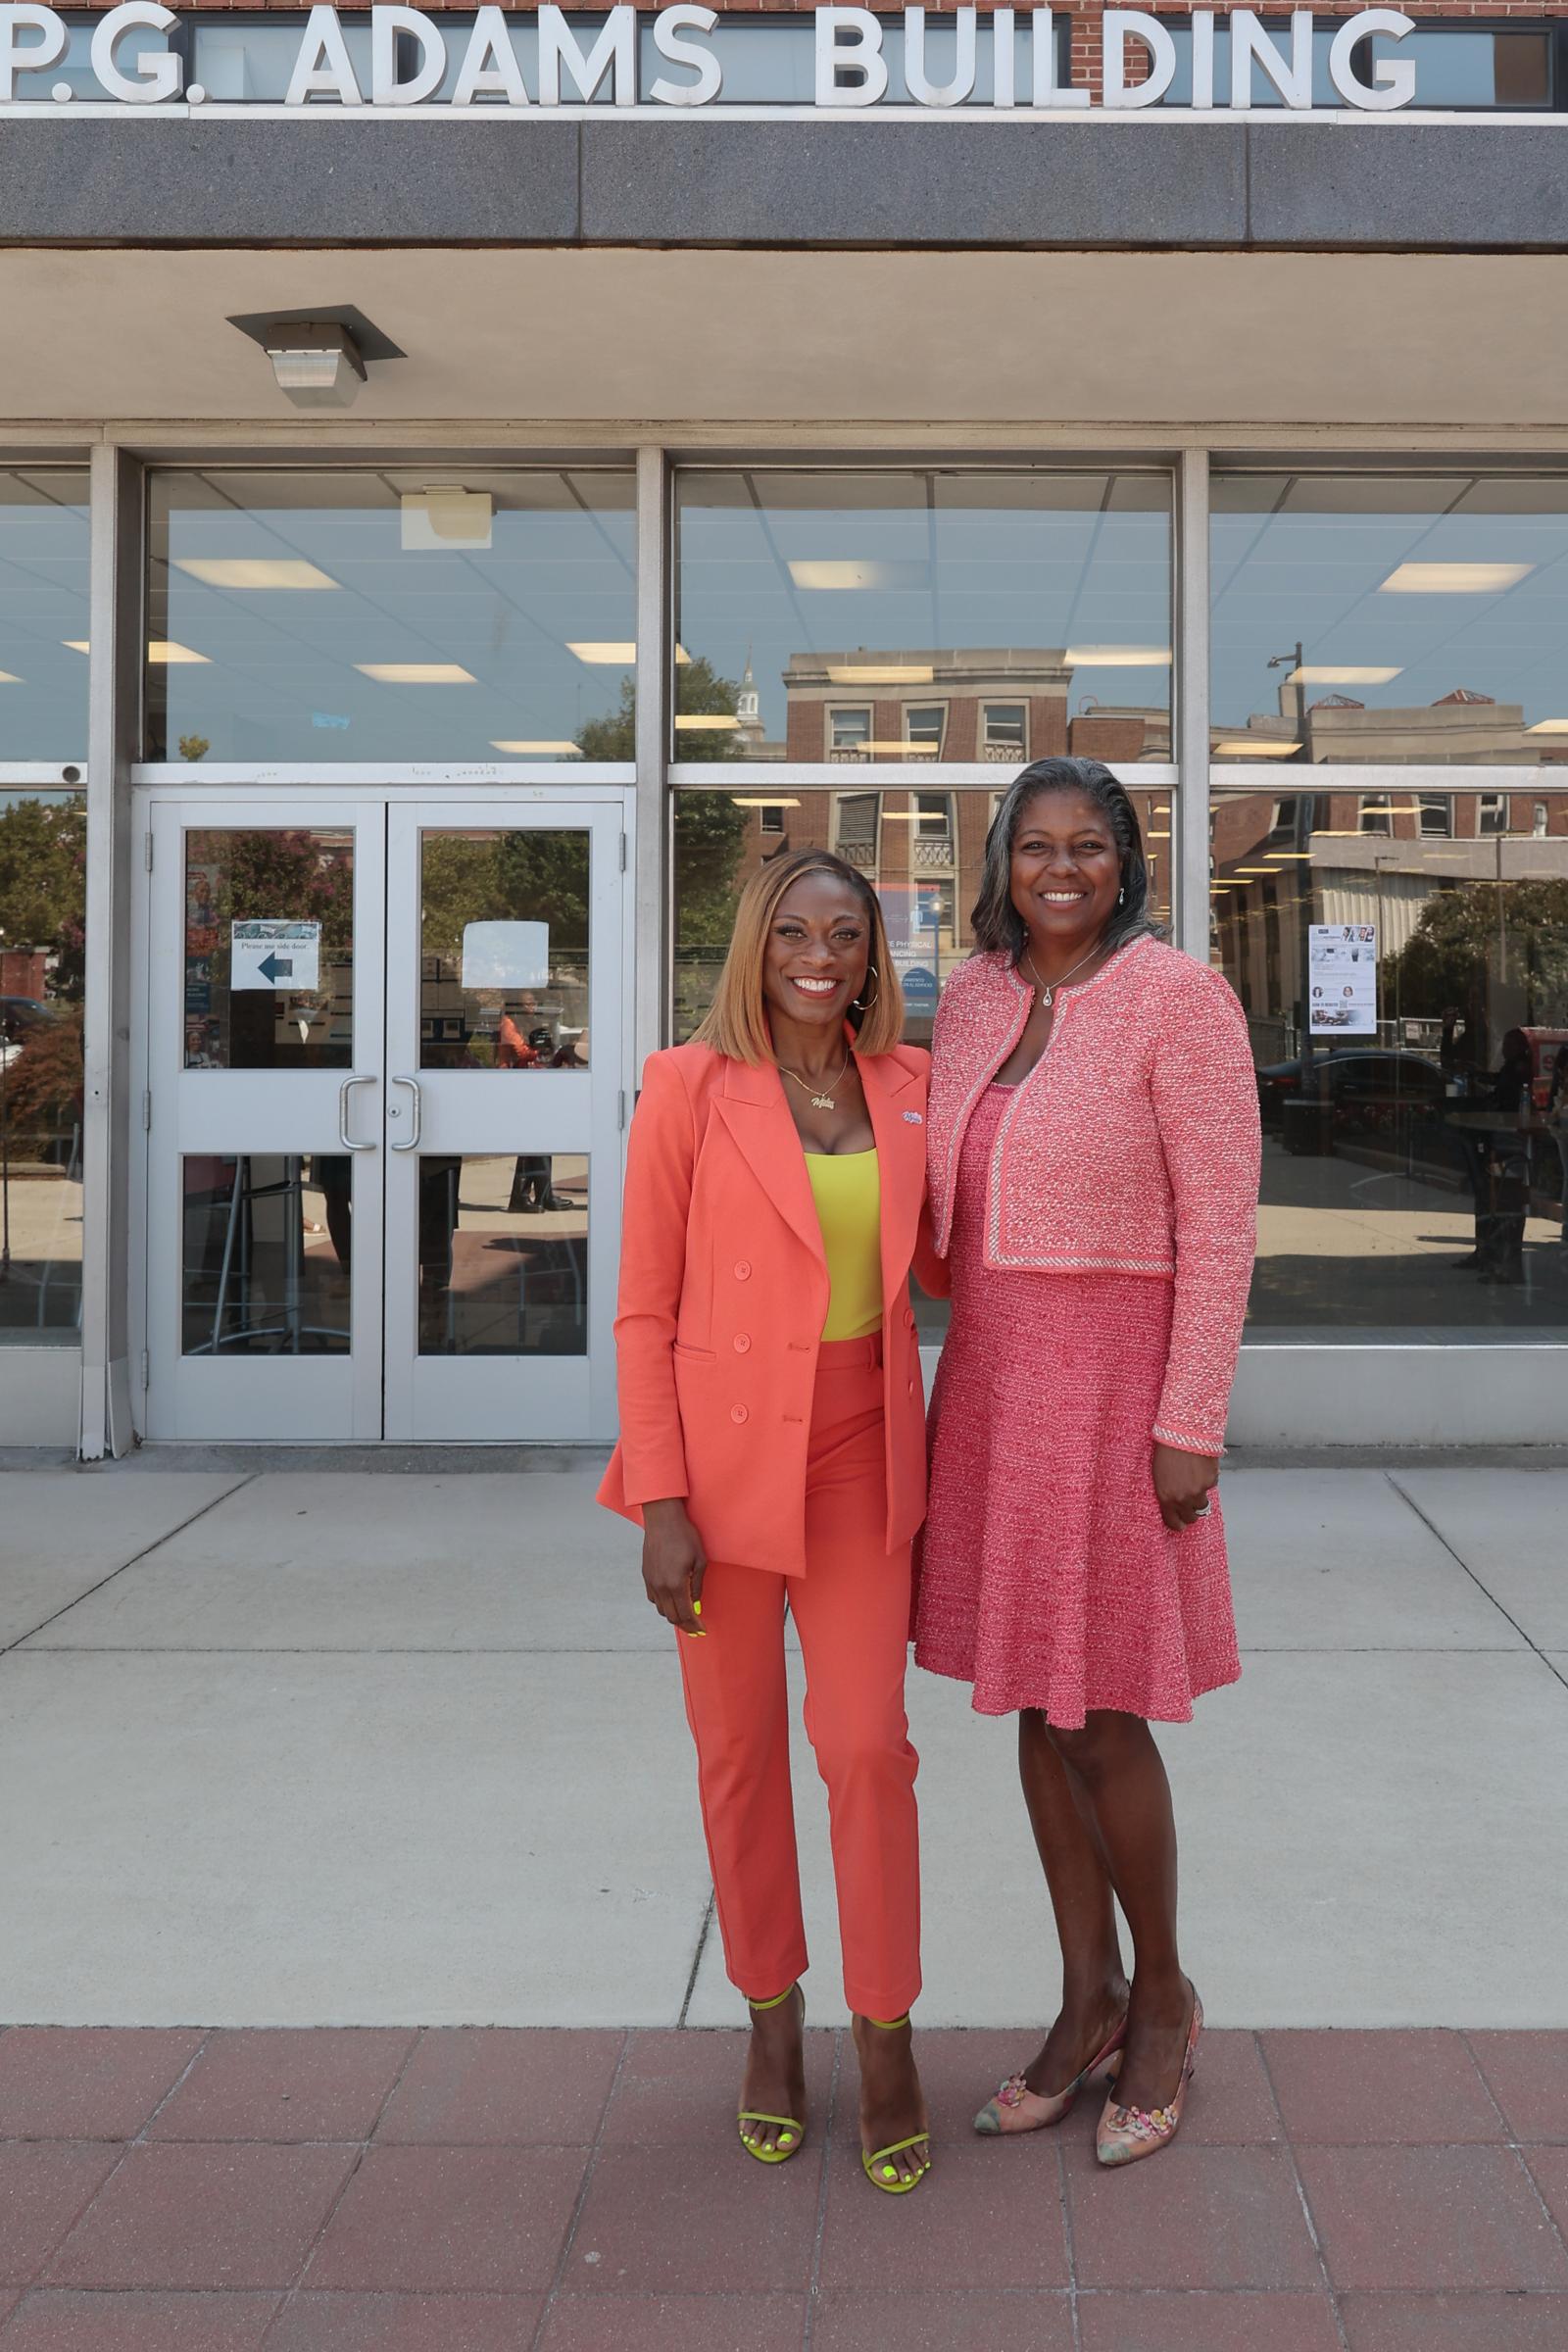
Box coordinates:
[184,829,354,1070]
[418,829,590,1072]
[1211,787,1568,1339]
[1156,24,1553,110]
[675,468,1171,764]
[182,1152,352,1354]
[1212,472,1568,764]
[416,1152,587,1355]
[146,469,634,763]
[0,470,91,763]
[0,788,85,1346]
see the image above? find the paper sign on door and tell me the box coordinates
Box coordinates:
[231,919,321,992]
[462,921,550,990]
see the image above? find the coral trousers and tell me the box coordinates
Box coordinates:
[675,1336,922,2021]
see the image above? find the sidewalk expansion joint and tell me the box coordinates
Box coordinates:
[0,1475,256,1658]
[1385,1470,1568,1696]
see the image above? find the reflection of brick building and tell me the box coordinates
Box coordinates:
[1212,785,1568,1059]
[1218,683,1568,767]
[776,647,1170,767]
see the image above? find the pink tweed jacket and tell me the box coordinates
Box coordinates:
[926,936,1260,1457]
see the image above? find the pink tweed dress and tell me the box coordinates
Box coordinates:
[913,1081,1242,1726]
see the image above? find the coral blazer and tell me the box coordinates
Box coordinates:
[597,1040,942,1577]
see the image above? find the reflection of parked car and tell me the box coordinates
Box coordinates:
[1263,1050,1469,1169]
[0,996,59,1070]
[1257,1049,1454,1132]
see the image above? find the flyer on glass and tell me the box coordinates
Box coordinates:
[1308,923,1377,1037]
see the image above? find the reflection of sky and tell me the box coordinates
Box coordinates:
[1212,478,1568,733]
[150,471,636,762]
[0,476,91,763]
[676,471,1171,744]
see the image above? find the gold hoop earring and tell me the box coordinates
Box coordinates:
[856,962,881,1013]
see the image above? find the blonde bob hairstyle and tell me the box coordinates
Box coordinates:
[693,849,904,1066]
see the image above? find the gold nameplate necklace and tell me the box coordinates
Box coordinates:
[779,1048,852,1112]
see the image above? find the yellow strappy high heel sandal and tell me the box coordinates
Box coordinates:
[738,1984,807,2164]
[859,2013,932,2195]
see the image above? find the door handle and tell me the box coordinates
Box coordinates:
[337,1074,376,1152]
[389,1074,422,1152]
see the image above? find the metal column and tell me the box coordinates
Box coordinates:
[633,446,671,1073]
[1174,448,1211,958]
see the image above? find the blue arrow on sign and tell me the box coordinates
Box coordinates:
[257,954,293,983]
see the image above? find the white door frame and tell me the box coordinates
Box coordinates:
[129,778,636,1445]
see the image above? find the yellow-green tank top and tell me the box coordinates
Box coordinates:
[804,1150,884,1343]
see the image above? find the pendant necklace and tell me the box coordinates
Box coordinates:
[779,1049,852,1112]
[1023,938,1107,1010]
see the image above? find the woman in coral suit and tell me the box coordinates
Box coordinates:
[599,848,943,2194]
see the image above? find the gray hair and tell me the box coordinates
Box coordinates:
[970,758,1161,961]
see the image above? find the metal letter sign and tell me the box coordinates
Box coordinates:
[0,6,1435,115]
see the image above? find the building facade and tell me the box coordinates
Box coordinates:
[2,2,1566,1452]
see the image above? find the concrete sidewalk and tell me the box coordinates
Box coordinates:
[3,1458,1568,2347]
[0,1458,1565,2033]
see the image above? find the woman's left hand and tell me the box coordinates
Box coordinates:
[1152,1443,1219,1532]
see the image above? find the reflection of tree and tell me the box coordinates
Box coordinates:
[4,1003,82,1134]
[0,794,86,996]
[572,656,750,951]
[195,830,355,966]
[420,833,591,965]
[1386,880,1568,1058]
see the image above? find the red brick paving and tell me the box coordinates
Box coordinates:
[0,2029,1564,2346]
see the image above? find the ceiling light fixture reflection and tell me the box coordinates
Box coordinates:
[1213,740,1301,758]
[356,663,475,684]
[787,561,896,590]
[674,714,741,730]
[1378,563,1533,594]
[1264,851,1315,859]
[1527,719,1568,734]
[66,637,209,662]
[173,559,339,591]
[490,740,582,755]
[731,797,803,808]
[566,643,691,664]
[0,670,21,683]
[826,664,935,686]
[1065,646,1171,667]
[1287,664,1403,685]
[401,488,492,550]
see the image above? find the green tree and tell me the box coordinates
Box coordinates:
[572,657,750,954]
[1385,878,1568,1061]
[0,794,86,992]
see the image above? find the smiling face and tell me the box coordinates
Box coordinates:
[760,867,872,1038]
[1008,788,1124,954]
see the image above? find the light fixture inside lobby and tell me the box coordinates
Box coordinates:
[1378,562,1533,594]
[173,559,338,591]
[491,741,582,756]
[401,488,493,551]
[356,663,475,684]
[674,713,740,730]
[1528,718,1568,734]
[1065,646,1171,666]
[1287,664,1403,685]
[1213,740,1300,758]
[826,664,934,685]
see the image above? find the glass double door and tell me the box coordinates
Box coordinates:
[141,794,626,1443]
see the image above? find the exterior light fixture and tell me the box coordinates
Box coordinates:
[263,321,368,410]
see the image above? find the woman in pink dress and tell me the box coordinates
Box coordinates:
[915,758,1259,2169]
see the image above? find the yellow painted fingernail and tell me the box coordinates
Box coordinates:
[692,1600,703,1616]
